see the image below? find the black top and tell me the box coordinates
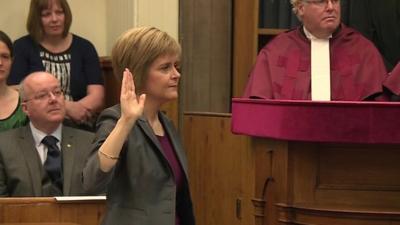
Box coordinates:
[8,34,103,101]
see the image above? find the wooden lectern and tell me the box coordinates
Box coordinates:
[0,197,105,225]
[231,98,400,225]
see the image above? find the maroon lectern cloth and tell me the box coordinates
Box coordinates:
[231,98,400,144]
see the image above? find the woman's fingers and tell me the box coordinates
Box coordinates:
[121,69,129,96]
[122,68,137,99]
[128,70,136,95]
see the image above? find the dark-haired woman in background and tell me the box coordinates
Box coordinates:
[8,0,104,130]
[0,31,28,132]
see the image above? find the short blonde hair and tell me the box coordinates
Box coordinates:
[111,27,181,93]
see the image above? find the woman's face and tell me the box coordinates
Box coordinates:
[0,41,12,83]
[143,53,181,104]
[41,0,65,38]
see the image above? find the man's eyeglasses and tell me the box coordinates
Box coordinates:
[24,87,64,102]
[304,0,340,7]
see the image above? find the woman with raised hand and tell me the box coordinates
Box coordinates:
[83,27,195,225]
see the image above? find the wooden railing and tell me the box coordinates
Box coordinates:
[0,197,106,225]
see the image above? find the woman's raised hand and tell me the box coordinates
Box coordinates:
[119,68,146,125]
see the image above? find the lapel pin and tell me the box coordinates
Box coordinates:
[67,144,72,148]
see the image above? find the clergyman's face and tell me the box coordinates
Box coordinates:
[298,0,341,38]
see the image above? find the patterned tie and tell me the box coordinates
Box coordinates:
[42,135,63,191]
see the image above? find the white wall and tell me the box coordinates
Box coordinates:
[0,0,30,42]
[136,0,179,39]
[0,0,179,56]
[105,0,179,55]
[106,0,136,55]
[68,0,107,56]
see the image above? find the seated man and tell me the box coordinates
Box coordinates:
[244,0,398,101]
[0,72,94,196]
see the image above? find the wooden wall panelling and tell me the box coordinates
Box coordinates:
[289,142,319,205]
[186,0,211,111]
[314,144,400,208]
[208,0,232,113]
[267,139,291,225]
[232,0,258,97]
[160,100,179,128]
[277,203,400,225]
[183,113,253,225]
[286,143,400,209]
[180,0,232,113]
[100,57,120,108]
[251,138,276,225]
[273,142,400,225]
[318,145,400,190]
[245,139,293,225]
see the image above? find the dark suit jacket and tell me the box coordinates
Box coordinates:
[83,105,195,225]
[0,125,94,196]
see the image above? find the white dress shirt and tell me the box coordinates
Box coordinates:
[29,122,62,164]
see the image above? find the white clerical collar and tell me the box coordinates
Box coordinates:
[303,26,332,41]
[304,26,332,101]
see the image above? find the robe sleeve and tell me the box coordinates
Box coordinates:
[358,41,389,100]
[243,48,273,99]
[383,62,400,95]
